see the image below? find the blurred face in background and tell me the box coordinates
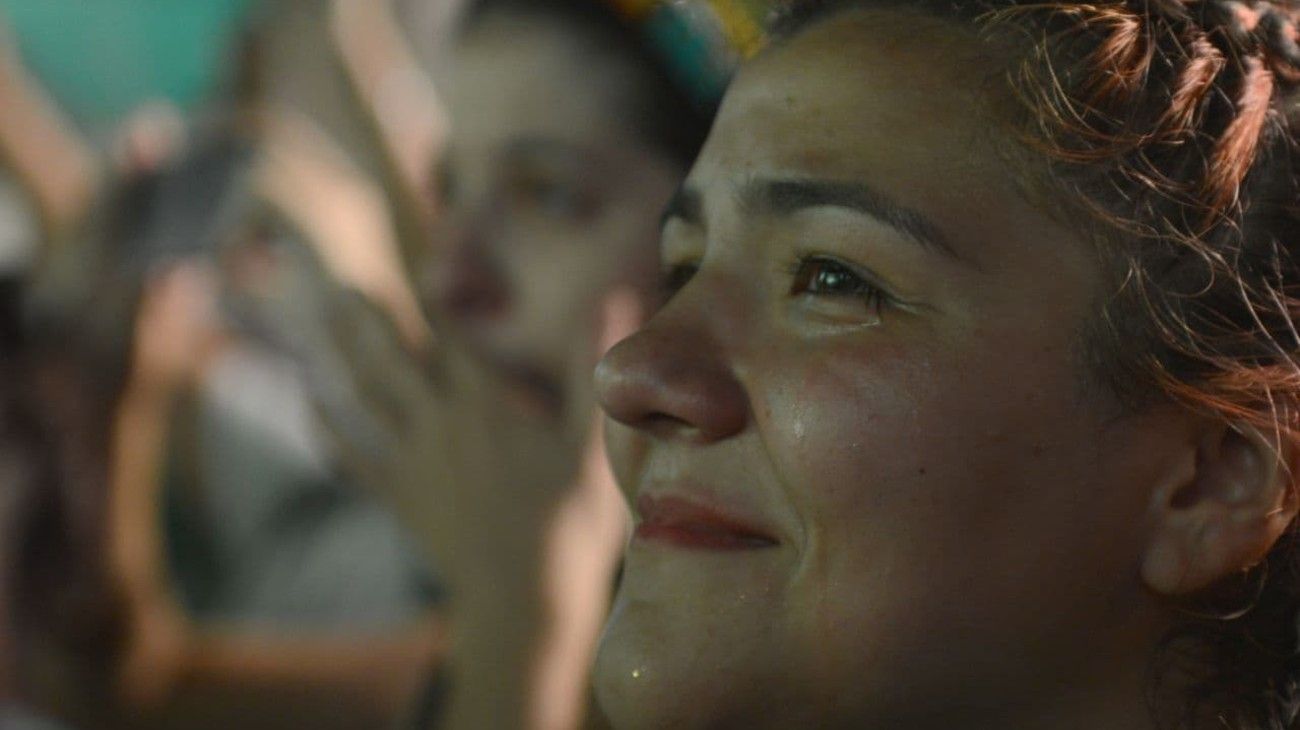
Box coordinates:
[430,9,683,414]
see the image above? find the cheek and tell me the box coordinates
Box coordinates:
[755,336,955,526]
[754,314,1125,544]
[490,234,614,350]
[606,419,650,506]
[751,331,1154,681]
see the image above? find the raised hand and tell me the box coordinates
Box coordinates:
[303,263,638,730]
[128,263,226,396]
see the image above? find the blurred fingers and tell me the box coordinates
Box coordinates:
[132,261,226,390]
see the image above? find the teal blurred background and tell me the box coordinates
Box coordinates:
[0,0,255,137]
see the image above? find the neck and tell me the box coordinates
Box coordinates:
[908,609,1173,730]
[995,617,1169,730]
[1014,664,1156,730]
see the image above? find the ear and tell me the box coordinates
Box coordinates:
[1142,422,1299,597]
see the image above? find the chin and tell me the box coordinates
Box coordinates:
[594,599,728,730]
[594,600,686,730]
[593,592,811,730]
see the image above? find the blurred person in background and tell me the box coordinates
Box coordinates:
[96,144,446,730]
[304,1,762,728]
[0,223,114,730]
[77,3,447,727]
[0,15,124,728]
[15,133,445,730]
[4,0,756,727]
[3,0,443,727]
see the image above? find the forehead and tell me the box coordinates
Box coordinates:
[445,13,641,152]
[708,10,1000,178]
[690,11,1047,252]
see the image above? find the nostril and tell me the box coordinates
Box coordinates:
[637,410,705,440]
[595,330,748,443]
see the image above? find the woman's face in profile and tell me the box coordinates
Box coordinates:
[595,11,1194,729]
[429,13,679,414]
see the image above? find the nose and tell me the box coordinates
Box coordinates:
[595,319,749,444]
[429,211,508,321]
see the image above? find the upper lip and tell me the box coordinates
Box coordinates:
[635,492,780,547]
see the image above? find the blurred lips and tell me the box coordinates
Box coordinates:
[634,494,779,551]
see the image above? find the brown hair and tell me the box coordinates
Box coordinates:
[775,1,1300,727]
[461,0,715,165]
[1,302,127,721]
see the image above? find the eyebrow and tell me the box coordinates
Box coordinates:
[748,178,957,257]
[660,177,959,260]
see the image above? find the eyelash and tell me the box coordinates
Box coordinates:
[660,261,698,296]
[660,255,892,314]
[787,255,890,314]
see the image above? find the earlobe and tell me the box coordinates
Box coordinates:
[1141,422,1298,597]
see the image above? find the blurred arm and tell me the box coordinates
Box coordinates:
[122,621,447,730]
[112,373,450,730]
[107,266,450,730]
[329,0,447,271]
[0,23,100,247]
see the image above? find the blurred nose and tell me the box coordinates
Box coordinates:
[429,211,508,321]
[595,314,749,444]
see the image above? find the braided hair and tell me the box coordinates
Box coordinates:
[775,1,1300,728]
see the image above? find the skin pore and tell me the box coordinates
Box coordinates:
[430,10,682,414]
[593,9,1296,730]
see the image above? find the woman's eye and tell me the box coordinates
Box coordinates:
[660,262,698,297]
[506,173,596,221]
[531,183,583,217]
[789,256,888,314]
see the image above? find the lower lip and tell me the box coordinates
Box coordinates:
[633,523,777,551]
